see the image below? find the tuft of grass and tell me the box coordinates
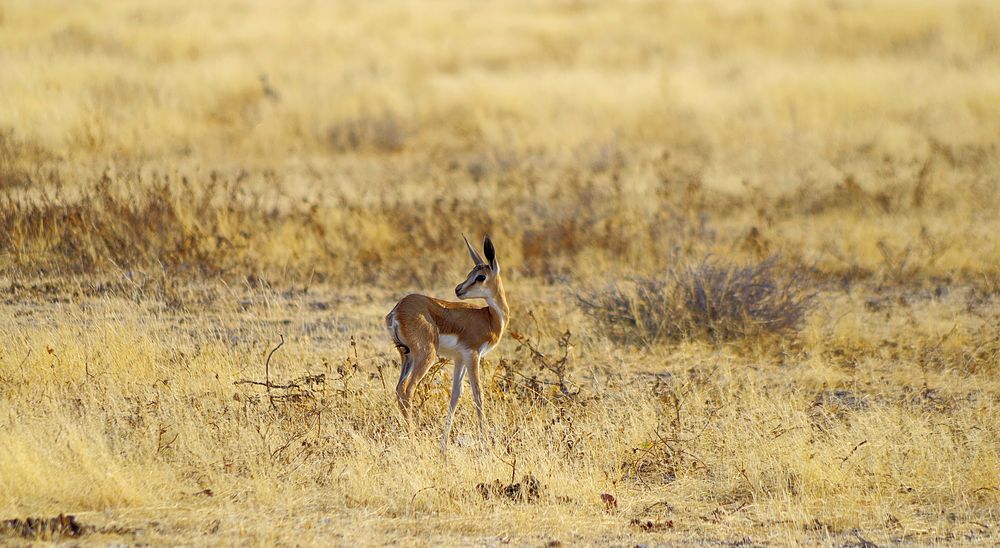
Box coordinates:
[327,112,407,154]
[577,257,816,344]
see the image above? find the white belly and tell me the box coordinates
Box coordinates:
[438,334,468,361]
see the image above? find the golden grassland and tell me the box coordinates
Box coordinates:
[1,0,999,544]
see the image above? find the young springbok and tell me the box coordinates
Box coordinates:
[385,235,508,449]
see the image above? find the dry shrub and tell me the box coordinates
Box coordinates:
[0,514,88,540]
[577,257,816,344]
[497,328,581,404]
[0,173,258,276]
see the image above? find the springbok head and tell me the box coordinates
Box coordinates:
[455,234,501,300]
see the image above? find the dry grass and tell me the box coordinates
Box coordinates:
[577,257,816,344]
[1,0,999,545]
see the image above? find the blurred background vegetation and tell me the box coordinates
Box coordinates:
[2,0,999,289]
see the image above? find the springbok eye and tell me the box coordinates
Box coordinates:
[475,274,486,282]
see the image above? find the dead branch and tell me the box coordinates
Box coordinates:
[233,379,301,390]
[509,329,580,398]
[410,486,438,509]
[17,348,32,378]
[841,439,869,463]
[265,334,285,408]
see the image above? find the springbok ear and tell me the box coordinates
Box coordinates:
[463,234,485,265]
[483,235,499,274]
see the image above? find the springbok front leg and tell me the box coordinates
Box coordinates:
[467,353,486,440]
[440,356,469,449]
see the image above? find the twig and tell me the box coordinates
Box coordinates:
[17,348,31,380]
[528,310,542,343]
[739,467,754,493]
[676,448,709,471]
[653,404,724,444]
[156,426,178,454]
[639,500,675,515]
[668,388,682,435]
[841,439,868,463]
[499,374,557,406]
[506,368,570,388]
[270,430,307,460]
[375,357,387,390]
[233,379,300,390]
[852,529,879,548]
[265,335,285,409]
[770,426,802,440]
[730,500,749,514]
[509,330,579,397]
[487,431,521,484]
[410,486,437,509]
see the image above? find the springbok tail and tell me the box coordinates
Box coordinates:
[390,318,410,355]
[388,310,413,387]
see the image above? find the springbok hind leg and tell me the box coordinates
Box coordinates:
[397,315,437,424]
[395,349,413,421]
[401,349,437,424]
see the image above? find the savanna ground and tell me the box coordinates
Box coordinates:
[2,0,1000,545]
